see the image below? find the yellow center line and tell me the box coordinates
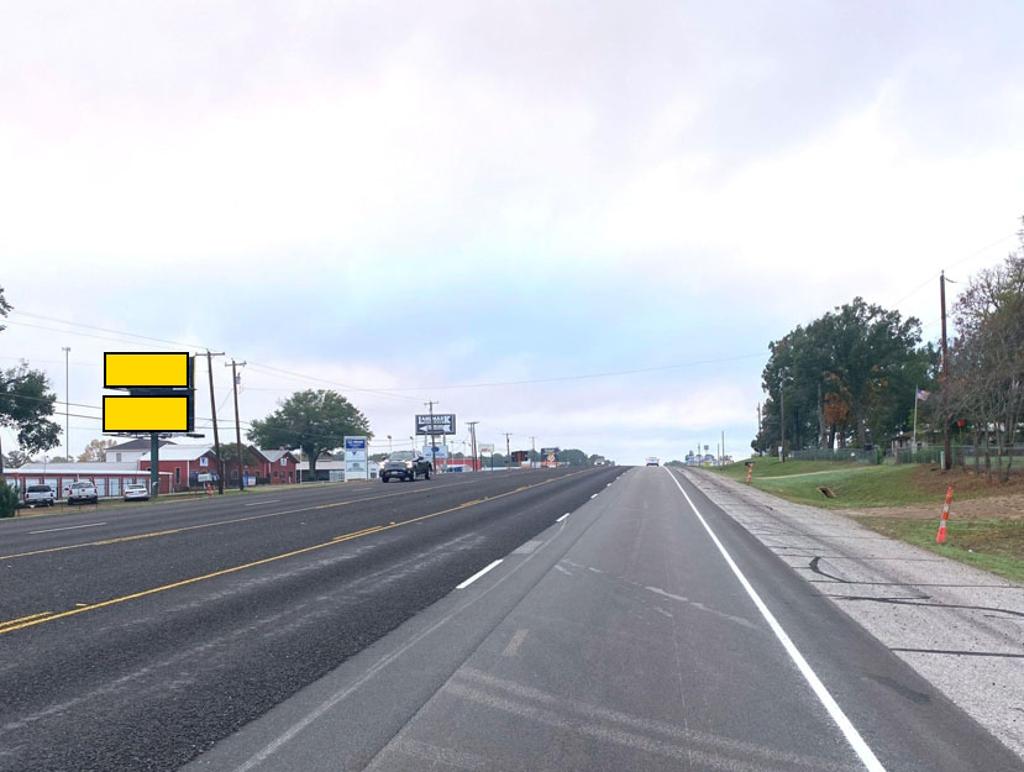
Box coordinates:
[0,611,53,630]
[0,475,499,562]
[0,472,582,637]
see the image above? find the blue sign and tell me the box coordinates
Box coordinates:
[344,438,367,450]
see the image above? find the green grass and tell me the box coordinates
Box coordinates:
[713,458,929,509]
[854,517,1024,584]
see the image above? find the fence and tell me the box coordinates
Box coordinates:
[788,448,881,465]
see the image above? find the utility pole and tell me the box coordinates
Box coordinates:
[204,350,226,493]
[226,360,246,492]
[61,346,71,460]
[425,400,438,472]
[780,383,786,463]
[504,432,512,471]
[721,430,725,466]
[940,271,952,471]
[529,435,536,469]
[467,421,479,472]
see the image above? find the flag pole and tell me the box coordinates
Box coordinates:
[912,385,919,454]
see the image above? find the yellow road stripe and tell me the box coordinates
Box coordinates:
[0,476,496,562]
[0,611,52,629]
[0,472,580,637]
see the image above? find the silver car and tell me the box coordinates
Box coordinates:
[123,484,150,502]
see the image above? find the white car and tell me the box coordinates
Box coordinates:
[645,457,660,466]
[67,481,99,505]
[123,484,150,502]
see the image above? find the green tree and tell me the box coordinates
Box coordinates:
[0,290,62,461]
[78,438,117,462]
[557,448,589,466]
[4,450,31,468]
[247,389,370,478]
[757,298,933,452]
[1,362,62,456]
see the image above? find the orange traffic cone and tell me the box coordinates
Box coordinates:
[935,485,953,544]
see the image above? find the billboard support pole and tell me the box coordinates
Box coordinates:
[425,400,438,472]
[150,432,160,498]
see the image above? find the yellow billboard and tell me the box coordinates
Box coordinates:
[104,352,191,389]
[102,395,191,433]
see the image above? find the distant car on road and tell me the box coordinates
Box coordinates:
[123,484,150,502]
[67,481,99,505]
[24,484,56,507]
[380,451,432,482]
[645,457,660,466]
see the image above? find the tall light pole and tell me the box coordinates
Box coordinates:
[61,346,70,460]
[529,435,536,469]
[387,434,393,454]
[504,432,512,470]
[467,421,479,472]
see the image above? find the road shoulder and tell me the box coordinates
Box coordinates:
[685,467,1024,760]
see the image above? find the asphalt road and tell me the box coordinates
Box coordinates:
[189,466,1021,772]
[0,467,619,771]
[3,466,1019,771]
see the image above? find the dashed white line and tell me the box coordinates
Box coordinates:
[30,522,107,534]
[590,493,598,499]
[664,468,885,772]
[556,512,570,522]
[245,499,280,507]
[456,559,504,589]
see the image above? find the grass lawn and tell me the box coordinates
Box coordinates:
[712,457,1024,583]
[714,458,931,509]
[853,516,1024,584]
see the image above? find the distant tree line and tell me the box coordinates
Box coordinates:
[753,217,1024,480]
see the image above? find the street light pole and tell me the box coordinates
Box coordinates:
[62,346,70,460]
[467,421,479,472]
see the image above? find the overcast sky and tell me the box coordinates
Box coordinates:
[2,1,1023,465]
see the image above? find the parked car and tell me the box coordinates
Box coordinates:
[379,451,432,482]
[67,481,99,505]
[123,484,150,502]
[24,484,56,507]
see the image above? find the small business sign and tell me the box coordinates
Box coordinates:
[423,445,448,460]
[415,414,456,435]
[344,435,369,481]
[479,443,495,454]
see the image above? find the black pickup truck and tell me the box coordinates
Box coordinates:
[379,451,432,482]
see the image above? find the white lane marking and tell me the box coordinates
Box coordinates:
[245,499,280,507]
[556,513,570,522]
[664,468,886,772]
[606,483,612,487]
[502,628,529,657]
[554,564,573,576]
[590,493,598,499]
[29,522,107,534]
[456,559,504,589]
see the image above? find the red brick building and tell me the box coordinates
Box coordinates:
[139,445,218,493]
[258,449,299,485]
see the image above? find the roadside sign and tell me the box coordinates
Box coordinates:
[415,414,456,435]
[479,443,495,454]
[104,352,191,389]
[344,435,369,481]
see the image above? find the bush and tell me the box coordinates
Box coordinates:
[0,483,19,518]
